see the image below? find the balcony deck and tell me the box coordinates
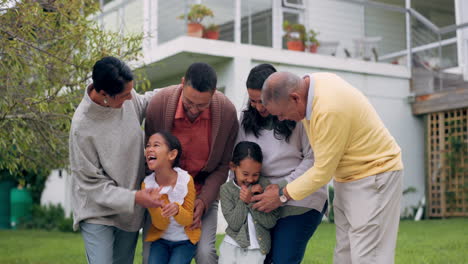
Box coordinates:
[139,35,410,85]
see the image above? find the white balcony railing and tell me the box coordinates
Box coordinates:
[97,0,468,87]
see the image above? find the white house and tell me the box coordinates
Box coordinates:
[42,0,468,226]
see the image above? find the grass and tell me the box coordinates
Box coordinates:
[0,219,467,264]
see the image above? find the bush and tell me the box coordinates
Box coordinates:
[20,204,75,233]
[401,186,418,220]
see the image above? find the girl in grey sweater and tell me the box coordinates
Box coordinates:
[219,141,279,264]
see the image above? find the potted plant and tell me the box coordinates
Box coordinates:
[308,29,320,53]
[203,24,220,40]
[283,20,306,51]
[178,4,214,38]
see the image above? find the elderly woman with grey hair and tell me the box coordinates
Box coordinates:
[69,56,161,264]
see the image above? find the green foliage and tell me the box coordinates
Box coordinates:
[308,29,320,45]
[2,219,468,263]
[20,203,75,233]
[444,122,468,211]
[178,4,214,24]
[401,186,419,220]
[283,20,307,43]
[0,169,15,182]
[1,168,50,205]
[19,168,50,204]
[0,0,144,181]
[204,23,219,32]
[403,186,417,195]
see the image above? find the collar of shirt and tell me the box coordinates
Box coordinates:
[231,179,241,189]
[174,93,211,121]
[304,74,315,120]
[231,179,259,190]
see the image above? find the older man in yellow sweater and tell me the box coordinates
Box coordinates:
[257,71,403,264]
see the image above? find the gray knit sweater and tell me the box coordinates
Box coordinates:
[220,178,279,255]
[69,86,155,231]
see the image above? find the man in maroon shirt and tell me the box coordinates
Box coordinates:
[144,62,238,264]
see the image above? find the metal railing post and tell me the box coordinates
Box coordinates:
[406,0,412,69]
[438,33,443,91]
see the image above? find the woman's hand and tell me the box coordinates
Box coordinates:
[240,185,253,204]
[135,188,164,208]
[161,202,179,217]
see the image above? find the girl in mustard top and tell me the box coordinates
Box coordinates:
[142,131,201,264]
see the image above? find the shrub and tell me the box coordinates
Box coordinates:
[178,4,214,24]
[20,204,75,233]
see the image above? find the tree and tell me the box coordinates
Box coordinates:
[0,0,145,184]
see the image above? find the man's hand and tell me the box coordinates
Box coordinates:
[189,218,202,230]
[189,199,205,230]
[251,184,282,212]
[240,185,253,204]
[161,202,179,218]
[135,188,164,208]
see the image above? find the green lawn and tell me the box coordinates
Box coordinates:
[0,219,467,264]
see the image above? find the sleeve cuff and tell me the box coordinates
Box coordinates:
[277,180,288,189]
[127,190,137,214]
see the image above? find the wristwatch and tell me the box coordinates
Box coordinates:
[279,188,288,203]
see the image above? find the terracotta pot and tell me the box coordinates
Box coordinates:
[286,40,305,51]
[187,23,203,38]
[309,43,319,53]
[203,30,220,40]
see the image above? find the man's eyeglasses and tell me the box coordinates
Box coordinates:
[182,95,210,110]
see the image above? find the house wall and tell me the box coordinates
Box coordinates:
[100,0,410,60]
[306,0,364,58]
[157,0,187,44]
[41,169,72,218]
[365,6,406,55]
[304,0,410,59]
[456,0,468,81]
[101,0,144,36]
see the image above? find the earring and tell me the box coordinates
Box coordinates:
[103,98,108,105]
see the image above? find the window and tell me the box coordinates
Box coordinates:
[282,0,305,10]
[241,0,273,47]
[281,9,304,49]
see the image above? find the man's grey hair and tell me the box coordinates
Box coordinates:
[261,72,302,105]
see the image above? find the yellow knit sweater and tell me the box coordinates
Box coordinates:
[142,177,201,244]
[288,72,403,200]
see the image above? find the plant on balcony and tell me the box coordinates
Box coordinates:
[307,29,320,53]
[203,24,220,40]
[283,20,306,51]
[178,4,214,38]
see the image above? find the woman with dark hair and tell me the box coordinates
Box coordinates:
[69,56,161,264]
[238,64,328,264]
